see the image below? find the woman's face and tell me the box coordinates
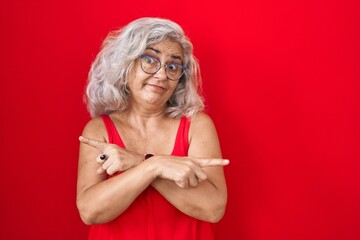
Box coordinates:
[127,38,184,110]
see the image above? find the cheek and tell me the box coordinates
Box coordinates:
[127,66,144,88]
[169,81,180,94]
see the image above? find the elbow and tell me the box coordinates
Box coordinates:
[203,197,227,223]
[77,196,118,225]
[207,206,226,223]
[77,198,100,225]
[79,211,97,226]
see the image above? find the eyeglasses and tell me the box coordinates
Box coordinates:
[139,54,186,81]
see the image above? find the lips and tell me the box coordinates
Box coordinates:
[146,83,167,91]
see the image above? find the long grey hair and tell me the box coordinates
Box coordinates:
[85,17,204,118]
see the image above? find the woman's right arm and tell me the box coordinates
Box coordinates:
[76,117,158,225]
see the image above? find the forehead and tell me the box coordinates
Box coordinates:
[146,39,184,59]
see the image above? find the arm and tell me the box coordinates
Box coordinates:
[76,117,158,225]
[76,117,223,225]
[151,112,228,223]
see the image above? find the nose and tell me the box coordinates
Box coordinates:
[153,65,167,80]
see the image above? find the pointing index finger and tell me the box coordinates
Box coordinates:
[79,136,107,151]
[195,158,230,168]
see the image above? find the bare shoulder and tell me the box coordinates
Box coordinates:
[189,111,217,136]
[81,116,108,142]
[188,111,221,158]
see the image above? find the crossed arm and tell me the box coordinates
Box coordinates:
[76,113,229,225]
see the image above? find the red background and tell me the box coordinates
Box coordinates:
[1,0,359,239]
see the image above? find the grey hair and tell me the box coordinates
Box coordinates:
[85,17,204,118]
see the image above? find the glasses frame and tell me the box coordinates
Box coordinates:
[139,54,187,81]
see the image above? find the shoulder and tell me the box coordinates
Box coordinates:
[189,111,218,139]
[81,115,108,143]
[188,112,221,157]
[189,111,216,130]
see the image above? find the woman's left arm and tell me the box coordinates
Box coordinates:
[151,112,228,223]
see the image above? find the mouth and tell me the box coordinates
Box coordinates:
[146,83,167,91]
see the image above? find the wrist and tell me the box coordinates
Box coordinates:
[140,155,159,179]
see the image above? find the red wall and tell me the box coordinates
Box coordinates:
[1,0,359,239]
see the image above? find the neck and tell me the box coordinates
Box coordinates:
[121,102,168,131]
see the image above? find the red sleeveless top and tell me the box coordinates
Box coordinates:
[88,115,214,240]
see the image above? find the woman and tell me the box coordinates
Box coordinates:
[77,17,229,240]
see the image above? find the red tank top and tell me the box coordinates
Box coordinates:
[88,115,214,240]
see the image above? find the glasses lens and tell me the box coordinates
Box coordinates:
[140,54,185,80]
[141,55,160,74]
[166,63,183,80]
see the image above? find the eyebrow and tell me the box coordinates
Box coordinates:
[146,47,182,61]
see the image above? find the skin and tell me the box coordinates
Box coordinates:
[77,39,229,225]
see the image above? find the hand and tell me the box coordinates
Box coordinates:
[150,156,229,188]
[79,136,143,175]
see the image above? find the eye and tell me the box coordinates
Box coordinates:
[144,55,156,64]
[167,63,180,71]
